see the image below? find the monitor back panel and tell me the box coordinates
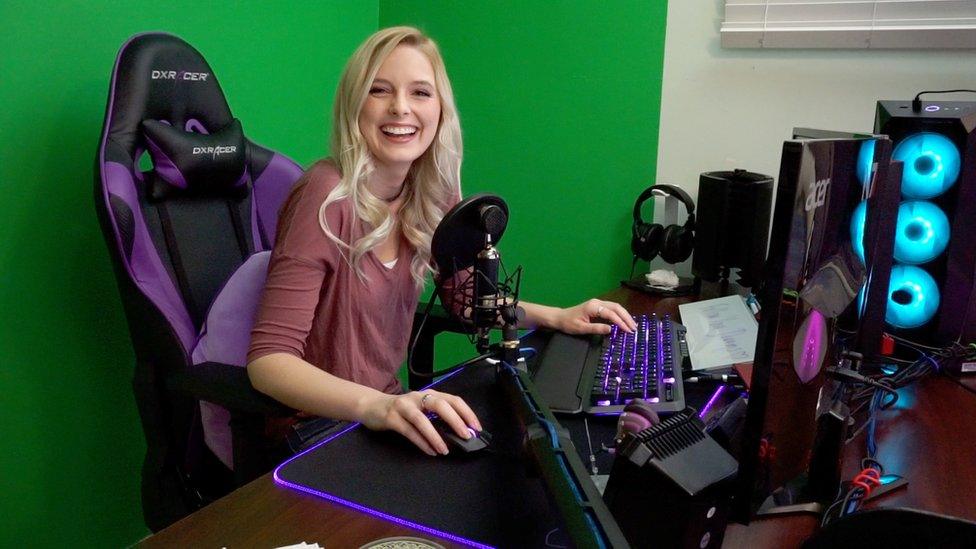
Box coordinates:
[733,137,899,520]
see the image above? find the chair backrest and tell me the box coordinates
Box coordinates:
[94,32,303,529]
[96,32,301,367]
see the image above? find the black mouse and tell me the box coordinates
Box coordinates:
[430,416,492,454]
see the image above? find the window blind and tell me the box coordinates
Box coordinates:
[722,0,976,49]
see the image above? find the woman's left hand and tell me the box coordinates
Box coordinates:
[552,299,636,335]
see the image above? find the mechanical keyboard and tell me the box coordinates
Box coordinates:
[588,313,687,414]
[532,313,688,415]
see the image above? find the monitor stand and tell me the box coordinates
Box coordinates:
[755,396,851,518]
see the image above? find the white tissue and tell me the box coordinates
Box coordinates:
[645,269,680,288]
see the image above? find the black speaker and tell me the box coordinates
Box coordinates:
[692,169,773,288]
[875,100,976,347]
[604,408,737,549]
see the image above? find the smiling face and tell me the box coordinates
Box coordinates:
[358,44,442,176]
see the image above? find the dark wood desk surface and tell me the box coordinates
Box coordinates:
[141,286,976,548]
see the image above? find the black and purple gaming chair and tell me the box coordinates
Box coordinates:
[94,32,303,530]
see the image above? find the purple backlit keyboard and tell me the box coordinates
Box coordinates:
[587,313,686,415]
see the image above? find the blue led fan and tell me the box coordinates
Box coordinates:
[894,200,950,265]
[850,200,867,264]
[886,265,940,329]
[892,132,961,199]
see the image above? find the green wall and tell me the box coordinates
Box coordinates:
[381,1,669,367]
[0,2,375,546]
[1,1,666,545]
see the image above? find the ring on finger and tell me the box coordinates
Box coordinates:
[596,305,605,317]
[420,393,433,412]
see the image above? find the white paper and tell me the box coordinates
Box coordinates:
[678,295,757,371]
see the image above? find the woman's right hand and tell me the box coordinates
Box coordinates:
[359,389,482,456]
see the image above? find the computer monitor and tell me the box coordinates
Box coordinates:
[731,136,902,521]
[496,360,631,547]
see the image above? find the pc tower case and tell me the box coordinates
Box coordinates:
[875,100,976,350]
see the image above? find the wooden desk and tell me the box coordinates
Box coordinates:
[138,470,464,548]
[721,373,976,548]
[140,287,976,548]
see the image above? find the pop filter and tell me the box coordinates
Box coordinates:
[432,193,508,278]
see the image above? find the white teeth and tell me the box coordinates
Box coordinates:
[381,125,417,135]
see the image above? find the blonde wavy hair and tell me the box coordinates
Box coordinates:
[320,26,462,288]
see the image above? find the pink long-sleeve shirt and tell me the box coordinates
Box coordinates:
[248,160,448,394]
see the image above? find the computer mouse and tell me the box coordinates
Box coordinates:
[430,416,492,454]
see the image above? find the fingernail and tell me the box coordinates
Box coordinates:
[440,446,450,455]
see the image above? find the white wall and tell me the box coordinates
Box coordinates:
[657,0,976,198]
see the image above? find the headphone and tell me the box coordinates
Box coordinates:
[631,184,696,264]
[615,399,661,441]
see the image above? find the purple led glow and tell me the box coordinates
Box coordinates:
[656,314,665,387]
[272,367,493,549]
[629,321,638,386]
[600,324,616,392]
[699,385,726,418]
[794,309,826,384]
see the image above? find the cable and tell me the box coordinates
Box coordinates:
[544,528,568,549]
[519,346,538,360]
[584,418,598,475]
[822,460,884,526]
[407,287,439,378]
[826,351,947,525]
[865,388,883,459]
[911,89,976,112]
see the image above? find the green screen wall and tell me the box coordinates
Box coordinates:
[381,1,669,368]
[0,1,666,545]
[0,2,375,546]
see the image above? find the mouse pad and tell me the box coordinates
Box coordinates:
[274,361,563,548]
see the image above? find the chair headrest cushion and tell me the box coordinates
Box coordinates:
[142,118,247,196]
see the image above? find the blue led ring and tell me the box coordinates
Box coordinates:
[892,132,961,200]
[894,200,950,265]
[885,265,940,329]
[850,201,868,265]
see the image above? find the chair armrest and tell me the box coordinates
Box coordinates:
[168,362,293,416]
[408,302,471,390]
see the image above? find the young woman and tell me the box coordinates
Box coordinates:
[247,27,635,457]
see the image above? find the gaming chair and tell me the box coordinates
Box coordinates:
[94,31,307,530]
[96,32,466,531]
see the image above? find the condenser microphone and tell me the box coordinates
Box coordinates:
[429,194,524,363]
[472,202,509,350]
[474,235,500,352]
